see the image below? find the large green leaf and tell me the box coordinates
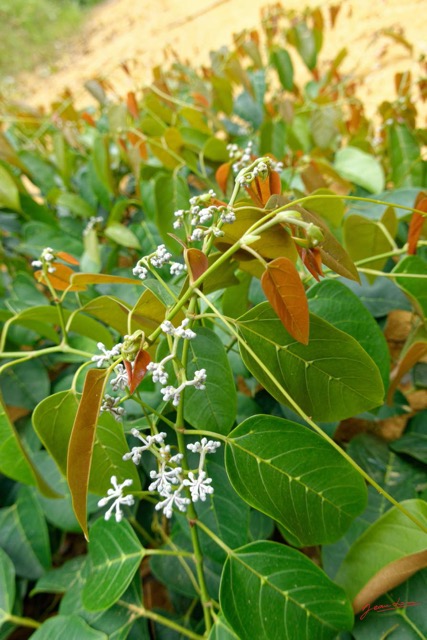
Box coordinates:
[336,499,427,611]
[388,123,423,188]
[0,394,58,497]
[220,541,354,640]
[82,518,144,611]
[208,616,239,640]
[0,549,15,629]
[334,146,385,193]
[31,615,108,640]
[269,47,293,91]
[0,358,50,410]
[185,328,237,434]
[81,296,130,336]
[237,303,384,421]
[392,255,427,318]
[0,486,51,580]
[32,556,86,596]
[225,415,367,546]
[307,280,390,388]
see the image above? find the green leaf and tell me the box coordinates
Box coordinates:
[104,223,141,249]
[57,193,95,218]
[289,21,318,70]
[307,280,390,389]
[0,394,58,497]
[341,274,411,317]
[334,147,385,193]
[32,556,86,596]
[33,389,140,494]
[0,358,50,410]
[31,615,108,640]
[343,206,397,282]
[212,76,233,115]
[306,188,345,227]
[154,174,189,249]
[185,327,237,434]
[0,549,15,628]
[81,296,130,335]
[336,499,427,611]
[390,411,427,464]
[220,541,354,640]
[392,255,427,318]
[225,415,367,546]
[388,123,423,188]
[0,486,51,580]
[234,91,263,130]
[311,106,339,149]
[259,120,286,159]
[237,303,384,421]
[82,518,144,611]
[203,138,229,162]
[208,616,239,640]
[0,165,21,212]
[269,47,293,91]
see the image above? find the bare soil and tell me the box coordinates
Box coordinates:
[14,0,427,121]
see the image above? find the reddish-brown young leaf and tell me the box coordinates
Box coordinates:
[261,256,310,344]
[215,162,231,193]
[128,350,152,394]
[244,184,264,207]
[67,368,109,539]
[269,170,282,196]
[185,248,209,284]
[57,251,79,265]
[34,264,85,292]
[127,91,139,119]
[81,112,96,127]
[124,360,133,383]
[408,196,427,255]
[297,246,324,281]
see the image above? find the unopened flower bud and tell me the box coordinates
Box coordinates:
[121,330,145,362]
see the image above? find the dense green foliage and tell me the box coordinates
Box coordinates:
[0,4,426,639]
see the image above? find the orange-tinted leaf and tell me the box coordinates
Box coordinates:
[297,246,323,281]
[261,257,310,344]
[57,251,80,265]
[71,273,141,287]
[387,325,427,402]
[192,92,210,108]
[215,162,231,193]
[269,170,282,196]
[81,112,96,127]
[408,196,427,255]
[128,350,151,394]
[35,264,85,292]
[124,360,133,383]
[67,368,109,539]
[127,91,139,119]
[185,248,209,284]
[244,184,264,207]
[127,131,148,159]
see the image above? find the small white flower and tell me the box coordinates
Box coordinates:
[170,262,187,276]
[190,228,204,242]
[111,364,128,391]
[220,207,236,224]
[187,437,221,455]
[133,263,148,280]
[41,247,55,262]
[183,470,214,502]
[192,369,207,390]
[149,465,182,495]
[100,394,125,421]
[31,260,43,268]
[160,385,181,406]
[92,342,122,368]
[150,244,172,268]
[160,319,196,340]
[83,216,103,236]
[123,429,166,464]
[98,476,134,522]
[155,486,190,518]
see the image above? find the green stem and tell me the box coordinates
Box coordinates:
[129,517,158,547]
[144,548,194,558]
[7,615,41,630]
[195,288,427,535]
[195,519,231,554]
[118,601,204,640]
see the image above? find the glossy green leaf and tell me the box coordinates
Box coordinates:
[388,123,423,188]
[341,273,411,317]
[336,499,427,611]
[0,549,15,628]
[208,616,239,640]
[390,411,427,464]
[57,192,95,218]
[31,615,108,640]
[392,255,427,318]
[334,146,385,193]
[154,174,189,249]
[306,189,345,227]
[0,358,50,410]
[0,394,58,497]
[185,327,237,434]
[269,47,293,90]
[104,223,141,249]
[307,280,390,388]
[67,370,109,539]
[0,486,51,579]
[81,296,130,335]
[220,541,354,640]
[82,518,144,611]
[237,303,384,421]
[34,389,140,494]
[32,556,86,596]
[225,415,367,546]
[343,207,397,282]
[0,165,21,212]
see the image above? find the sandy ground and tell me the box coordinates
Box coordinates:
[12,0,427,120]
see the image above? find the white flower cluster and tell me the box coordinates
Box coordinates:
[228,140,253,174]
[237,156,284,188]
[83,216,103,236]
[111,363,129,391]
[160,368,207,407]
[123,429,167,465]
[100,394,125,421]
[132,244,186,280]
[173,190,234,240]
[92,341,123,368]
[31,247,57,273]
[97,476,134,522]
